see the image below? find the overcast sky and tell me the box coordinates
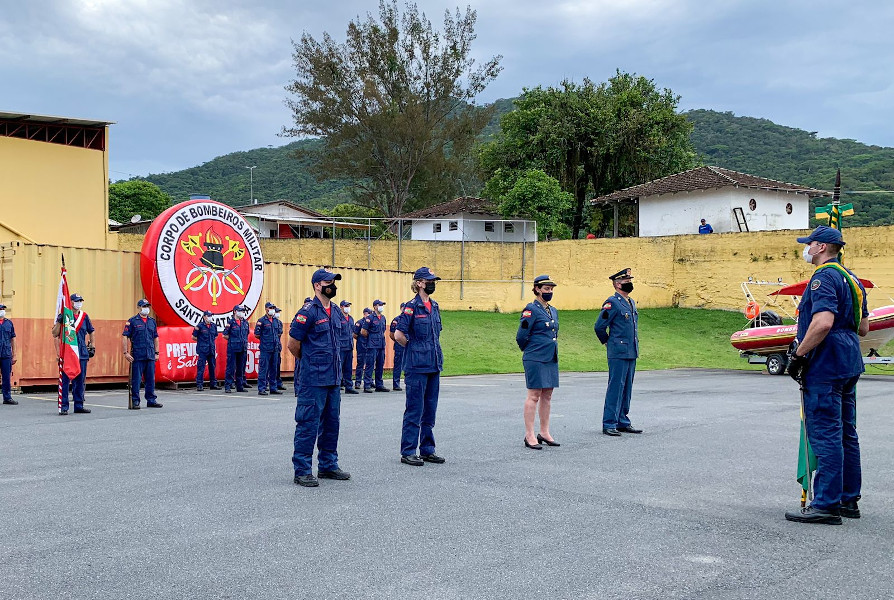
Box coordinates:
[3,0,892,181]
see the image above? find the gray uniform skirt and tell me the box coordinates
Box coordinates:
[523,359,559,390]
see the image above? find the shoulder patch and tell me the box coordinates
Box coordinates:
[522,310,532,318]
[295,314,307,324]
[603,303,612,310]
[811,280,821,291]
[403,307,414,315]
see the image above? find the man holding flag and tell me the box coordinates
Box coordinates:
[52,293,94,415]
[785,225,869,524]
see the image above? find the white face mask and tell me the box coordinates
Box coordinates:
[235,311,244,319]
[140,307,150,316]
[0,310,5,318]
[73,302,83,310]
[203,316,212,324]
[343,307,351,314]
[803,244,817,264]
[376,306,384,313]
[274,313,281,320]
[267,309,276,316]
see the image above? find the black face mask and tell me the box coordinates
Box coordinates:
[321,284,337,299]
[424,281,436,295]
[620,282,634,294]
[541,292,553,302]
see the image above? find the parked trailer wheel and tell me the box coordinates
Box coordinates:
[766,353,787,376]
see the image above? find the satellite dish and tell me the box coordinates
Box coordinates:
[131,214,142,223]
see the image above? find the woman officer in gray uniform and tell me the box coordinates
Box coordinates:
[516,275,560,450]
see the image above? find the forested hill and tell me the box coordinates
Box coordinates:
[686,110,894,226]
[142,107,894,226]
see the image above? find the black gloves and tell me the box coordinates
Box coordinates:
[87,345,96,358]
[786,340,808,383]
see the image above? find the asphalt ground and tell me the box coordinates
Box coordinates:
[1,370,892,600]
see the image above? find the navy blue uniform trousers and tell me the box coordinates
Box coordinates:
[340,348,354,389]
[603,358,635,429]
[196,351,217,387]
[363,347,385,389]
[61,358,89,411]
[292,382,341,476]
[401,372,439,456]
[804,374,862,511]
[258,351,275,392]
[393,344,404,386]
[225,351,247,391]
[130,359,157,406]
[0,357,11,401]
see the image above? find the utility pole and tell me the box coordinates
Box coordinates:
[245,165,257,204]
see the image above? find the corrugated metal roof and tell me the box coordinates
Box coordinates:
[0,111,115,127]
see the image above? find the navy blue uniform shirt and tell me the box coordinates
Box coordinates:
[797,258,868,382]
[273,317,283,351]
[0,318,15,359]
[361,312,387,349]
[192,321,219,355]
[516,301,559,362]
[395,295,443,374]
[254,315,277,352]
[56,311,95,360]
[224,317,250,353]
[353,319,366,352]
[289,298,345,387]
[122,315,158,361]
[594,292,639,359]
[339,312,355,347]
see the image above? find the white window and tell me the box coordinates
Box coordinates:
[484,222,494,232]
[504,222,515,233]
[432,223,441,233]
[449,221,458,231]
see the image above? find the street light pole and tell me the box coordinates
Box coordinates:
[245,165,257,204]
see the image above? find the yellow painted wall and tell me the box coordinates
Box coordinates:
[112,225,894,313]
[0,135,109,249]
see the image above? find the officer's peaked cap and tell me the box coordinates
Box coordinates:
[797,225,845,246]
[311,268,342,284]
[533,275,557,286]
[413,266,440,281]
[362,307,372,314]
[137,298,151,307]
[608,268,633,281]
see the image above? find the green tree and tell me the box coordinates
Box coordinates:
[479,73,695,238]
[282,0,502,217]
[493,169,573,240]
[109,180,172,223]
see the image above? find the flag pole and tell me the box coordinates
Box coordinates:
[57,254,66,414]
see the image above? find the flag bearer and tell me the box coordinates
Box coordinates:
[192,310,220,391]
[0,304,17,406]
[52,293,95,414]
[122,299,163,409]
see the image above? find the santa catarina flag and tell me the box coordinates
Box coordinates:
[56,266,81,379]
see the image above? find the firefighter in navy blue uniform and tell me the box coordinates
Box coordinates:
[0,304,18,405]
[338,300,359,394]
[223,304,250,393]
[395,267,446,466]
[361,300,390,392]
[594,268,642,436]
[192,310,220,391]
[292,298,313,396]
[273,307,286,391]
[122,299,163,409]
[53,293,95,414]
[389,303,406,391]
[288,268,351,487]
[785,226,870,525]
[353,307,371,389]
[254,302,282,396]
[517,276,560,449]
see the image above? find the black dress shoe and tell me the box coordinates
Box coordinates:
[196,386,204,391]
[344,388,359,394]
[393,384,402,391]
[785,506,842,525]
[270,389,283,395]
[59,410,69,416]
[73,407,91,414]
[294,474,319,487]
[421,454,446,464]
[363,388,373,393]
[3,399,18,405]
[130,405,141,410]
[210,385,221,390]
[318,468,351,480]
[617,426,643,434]
[524,437,543,450]
[243,384,253,389]
[401,454,424,466]
[146,402,163,408]
[225,389,232,394]
[374,387,390,392]
[258,390,269,396]
[237,389,248,393]
[840,499,861,519]
[602,428,622,437]
[537,434,560,447]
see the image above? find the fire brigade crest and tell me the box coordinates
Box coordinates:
[141,199,264,327]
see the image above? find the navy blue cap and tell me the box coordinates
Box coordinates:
[274,306,282,312]
[233,304,243,312]
[339,300,352,307]
[203,310,213,317]
[265,301,275,309]
[137,298,151,307]
[362,307,371,314]
[311,268,342,284]
[70,293,84,302]
[533,275,556,286]
[797,225,845,246]
[608,268,633,281]
[373,299,386,306]
[0,304,6,310]
[413,266,440,281]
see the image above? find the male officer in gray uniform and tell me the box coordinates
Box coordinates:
[594,268,643,436]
